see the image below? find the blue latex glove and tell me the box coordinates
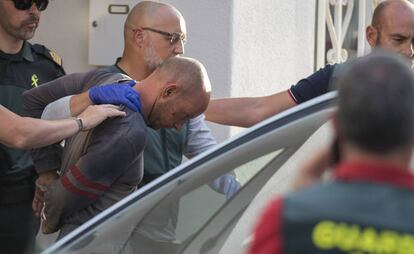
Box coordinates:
[212,174,241,199]
[89,80,141,112]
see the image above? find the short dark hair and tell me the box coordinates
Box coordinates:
[336,51,414,153]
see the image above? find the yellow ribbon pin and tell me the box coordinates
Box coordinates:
[31,74,39,87]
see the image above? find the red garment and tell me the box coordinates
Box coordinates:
[247,198,283,254]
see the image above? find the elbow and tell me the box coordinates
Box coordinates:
[10,124,35,149]
[11,135,31,149]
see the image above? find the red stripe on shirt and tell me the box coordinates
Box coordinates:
[61,175,98,200]
[70,165,109,192]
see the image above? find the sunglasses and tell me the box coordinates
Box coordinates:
[11,0,49,11]
[142,27,186,45]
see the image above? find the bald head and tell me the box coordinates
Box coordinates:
[143,57,211,130]
[367,0,414,60]
[124,1,184,35]
[372,0,414,29]
[119,1,187,80]
[156,56,212,97]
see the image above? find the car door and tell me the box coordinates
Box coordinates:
[43,92,337,254]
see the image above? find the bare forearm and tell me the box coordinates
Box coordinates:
[8,117,79,149]
[205,90,296,127]
[2,103,123,149]
[70,92,93,116]
[205,97,262,127]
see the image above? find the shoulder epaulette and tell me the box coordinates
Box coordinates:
[48,50,62,66]
[32,44,63,67]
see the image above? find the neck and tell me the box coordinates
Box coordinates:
[133,79,158,121]
[117,53,153,81]
[0,29,24,54]
[341,143,412,169]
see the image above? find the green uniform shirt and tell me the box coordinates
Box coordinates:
[0,41,65,177]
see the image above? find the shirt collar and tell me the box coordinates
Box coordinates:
[334,161,414,190]
[111,58,128,75]
[21,41,34,62]
[0,41,34,62]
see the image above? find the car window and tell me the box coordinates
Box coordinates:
[145,150,282,248]
[220,122,333,254]
[62,149,284,254]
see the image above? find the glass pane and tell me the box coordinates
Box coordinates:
[235,150,282,185]
[117,149,283,254]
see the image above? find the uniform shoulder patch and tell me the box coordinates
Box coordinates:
[32,44,63,67]
[48,50,62,66]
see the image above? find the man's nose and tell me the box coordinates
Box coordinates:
[173,41,184,55]
[403,42,414,59]
[29,3,41,14]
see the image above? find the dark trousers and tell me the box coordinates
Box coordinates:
[0,178,39,254]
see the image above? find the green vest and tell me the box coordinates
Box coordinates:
[142,127,187,184]
[282,181,414,253]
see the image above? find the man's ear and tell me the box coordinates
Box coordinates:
[366,25,378,47]
[133,28,145,48]
[162,84,178,98]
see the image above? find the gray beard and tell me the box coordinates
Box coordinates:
[144,41,163,71]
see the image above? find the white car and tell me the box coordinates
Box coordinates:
[42,92,337,254]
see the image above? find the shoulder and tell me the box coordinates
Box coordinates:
[331,61,352,78]
[92,110,147,152]
[283,183,336,210]
[31,43,64,68]
[311,63,336,80]
[71,67,129,91]
[90,67,132,87]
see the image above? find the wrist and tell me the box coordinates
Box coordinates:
[88,87,99,104]
[38,171,58,185]
[73,117,84,132]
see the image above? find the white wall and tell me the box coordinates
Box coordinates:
[32,0,96,73]
[228,0,316,136]
[164,0,234,142]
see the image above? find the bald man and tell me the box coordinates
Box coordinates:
[206,0,414,127]
[23,56,211,238]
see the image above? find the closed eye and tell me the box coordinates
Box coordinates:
[392,36,408,43]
